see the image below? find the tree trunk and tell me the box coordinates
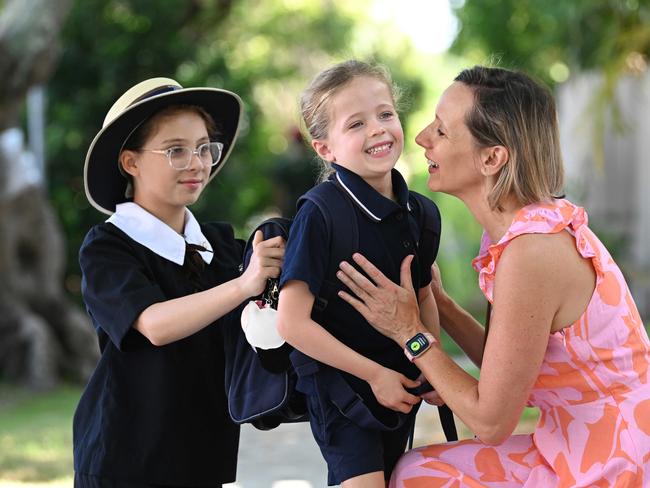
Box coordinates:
[0,0,99,389]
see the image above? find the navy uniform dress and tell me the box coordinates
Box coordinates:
[74,203,242,487]
[279,163,441,485]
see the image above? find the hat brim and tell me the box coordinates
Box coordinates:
[84,87,243,215]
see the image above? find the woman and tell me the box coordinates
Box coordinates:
[336,66,650,486]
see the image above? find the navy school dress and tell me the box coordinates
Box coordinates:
[74,203,242,487]
[279,163,441,485]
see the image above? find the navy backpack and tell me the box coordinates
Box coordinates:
[223,180,458,442]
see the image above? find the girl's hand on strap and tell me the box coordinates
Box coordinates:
[336,253,424,344]
[239,231,285,297]
[368,366,421,413]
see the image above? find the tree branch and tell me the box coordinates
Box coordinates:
[0,0,73,129]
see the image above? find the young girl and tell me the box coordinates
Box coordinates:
[74,77,284,487]
[276,60,441,487]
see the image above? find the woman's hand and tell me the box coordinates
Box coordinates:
[429,262,449,305]
[239,231,285,297]
[421,388,445,406]
[336,253,424,344]
[368,366,421,413]
[418,378,445,407]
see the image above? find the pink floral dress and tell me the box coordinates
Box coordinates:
[390,199,650,487]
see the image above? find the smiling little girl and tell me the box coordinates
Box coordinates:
[277,60,442,487]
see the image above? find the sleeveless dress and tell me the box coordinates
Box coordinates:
[390,199,650,487]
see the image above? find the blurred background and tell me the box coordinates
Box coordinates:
[0,0,648,486]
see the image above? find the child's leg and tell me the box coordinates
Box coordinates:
[341,471,386,488]
[304,392,390,486]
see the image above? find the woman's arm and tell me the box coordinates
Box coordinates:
[418,285,440,341]
[277,280,420,414]
[337,235,567,444]
[431,263,486,367]
[135,232,284,346]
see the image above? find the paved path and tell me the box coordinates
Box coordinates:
[224,403,453,488]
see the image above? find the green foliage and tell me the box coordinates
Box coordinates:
[444,0,650,316]
[451,0,650,87]
[47,0,428,302]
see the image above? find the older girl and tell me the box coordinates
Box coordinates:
[75,78,283,487]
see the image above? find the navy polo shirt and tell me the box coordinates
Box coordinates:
[74,221,242,486]
[280,163,440,422]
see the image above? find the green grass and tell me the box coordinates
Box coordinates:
[0,384,81,487]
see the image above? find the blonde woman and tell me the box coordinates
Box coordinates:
[337,66,650,487]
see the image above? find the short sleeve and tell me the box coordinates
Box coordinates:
[79,225,166,351]
[279,200,329,297]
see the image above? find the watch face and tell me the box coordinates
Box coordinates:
[407,333,430,356]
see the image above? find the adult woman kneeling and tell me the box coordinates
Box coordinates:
[336,65,650,487]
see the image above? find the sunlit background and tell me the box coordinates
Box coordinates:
[1,0,648,486]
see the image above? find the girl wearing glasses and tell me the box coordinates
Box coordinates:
[74,78,284,488]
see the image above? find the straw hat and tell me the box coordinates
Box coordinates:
[84,77,243,215]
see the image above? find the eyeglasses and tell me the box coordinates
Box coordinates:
[141,142,224,170]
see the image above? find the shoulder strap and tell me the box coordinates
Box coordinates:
[298,180,359,313]
[408,191,425,240]
[242,217,292,270]
[405,192,456,446]
[408,191,441,242]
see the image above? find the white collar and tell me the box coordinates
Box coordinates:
[107,202,213,265]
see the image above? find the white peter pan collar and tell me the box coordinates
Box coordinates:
[107,202,213,265]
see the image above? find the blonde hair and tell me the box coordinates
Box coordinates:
[455,66,565,210]
[300,60,401,181]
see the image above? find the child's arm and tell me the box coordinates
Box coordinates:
[135,232,283,346]
[277,280,420,414]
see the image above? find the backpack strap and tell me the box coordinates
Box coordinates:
[406,192,457,445]
[240,217,293,373]
[242,217,292,270]
[408,191,425,242]
[291,347,407,431]
[408,190,441,249]
[298,179,359,315]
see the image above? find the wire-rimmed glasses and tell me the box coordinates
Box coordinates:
[141,142,224,170]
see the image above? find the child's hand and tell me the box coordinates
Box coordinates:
[368,367,420,414]
[240,231,285,297]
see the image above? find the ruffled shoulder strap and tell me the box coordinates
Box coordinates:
[471,199,595,301]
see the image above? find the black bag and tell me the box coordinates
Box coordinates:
[223,217,306,431]
[224,179,457,441]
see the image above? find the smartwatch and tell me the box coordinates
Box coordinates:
[404,332,434,362]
